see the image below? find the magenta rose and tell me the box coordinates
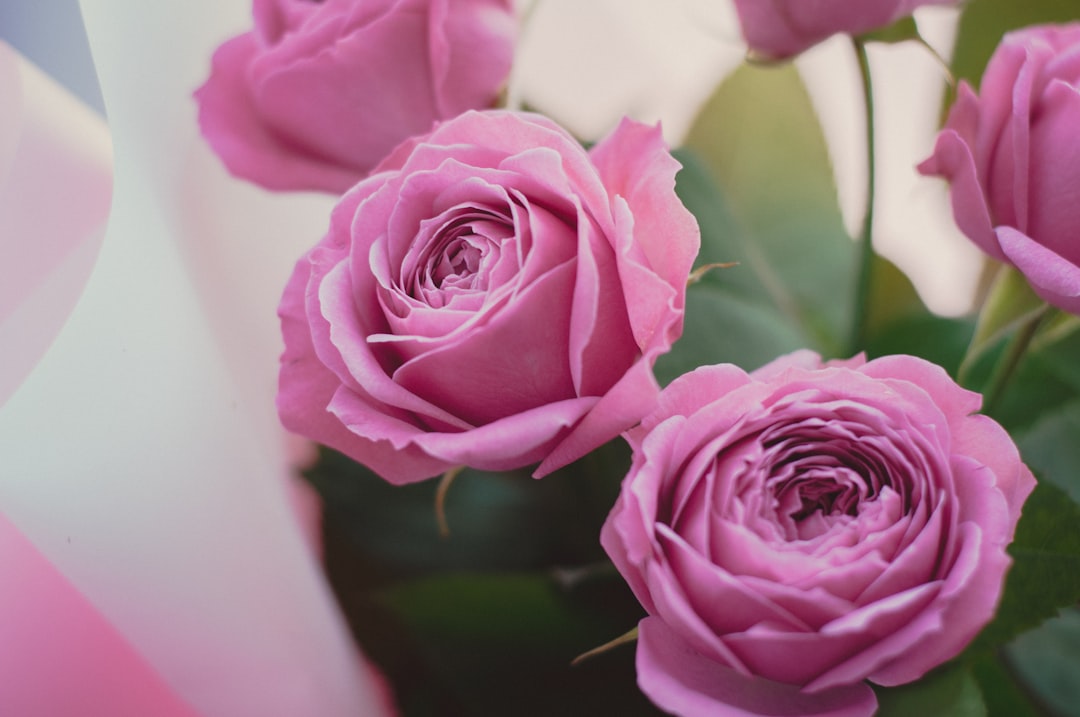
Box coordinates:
[733,0,956,60]
[277,110,699,484]
[601,351,1034,717]
[919,24,1080,315]
[195,0,516,193]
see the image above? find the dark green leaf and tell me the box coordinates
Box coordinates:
[305,443,630,585]
[374,572,662,716]
[971,481,1080,651]
[1004,608,1080,717]
[864,312,975,377]
[1018,400,1080,503]
[656,282,806,384]
[969,654,1042,717]
[875,662,986,717]
[984,322,1080,432]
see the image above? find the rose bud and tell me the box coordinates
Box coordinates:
[733,0,956,60]
[602,350,1034,717]
[920,23,1080,315]
[195,0,517,193]
[277,110,699,484]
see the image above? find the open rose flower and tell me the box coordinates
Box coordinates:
[278,110,699,484]
[601,351,1034,717]
[733,0,956,60]
[919,23,1080,315]
[195,0,516,193]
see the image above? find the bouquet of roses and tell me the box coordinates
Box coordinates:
[3,0,1079,715]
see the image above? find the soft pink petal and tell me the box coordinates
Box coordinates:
[194,33,359,193]
[996,225,1080,313]
[637,617,878,717]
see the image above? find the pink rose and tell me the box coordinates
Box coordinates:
[919,24,1080,315]
[601,351,1034,717]
[278,110,699,484]
[195,0,516,193]
[733,0,956,60]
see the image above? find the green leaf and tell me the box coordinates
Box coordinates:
[865,312,975,378]
[1004,608,1080,717]
[969,654,1042,717]
[305,443,629,584]
[972,481,1080,651]
[656,281,806,385]
[874,662,986,717]
[1018,400,1080,503]
[959,266,1047,381]
[859,15,922,45]
[862,254,977,377]
[864,254,927,333]
[374,572,663,716]
[984,319,1080,432]
[680,61,855,361]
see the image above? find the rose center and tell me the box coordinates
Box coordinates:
[406,209,515,307]
[762,435,889,540]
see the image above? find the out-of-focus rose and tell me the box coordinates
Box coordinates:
[278,109,699,484]
[732,0,956,60]
[919,23,1080,315]
[601,351,1034,717]
[195,0,517,193]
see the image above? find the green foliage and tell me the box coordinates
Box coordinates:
[1019,400,1080,502]
[875,662,987,717]
[677,61,856,361]
[1005,609,1080,717]
[306,444,669,716]
[987,321,1080,432]
[971,481,1080,652]
[969,654,1042,717]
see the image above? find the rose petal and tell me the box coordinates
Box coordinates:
[637,617,878,717]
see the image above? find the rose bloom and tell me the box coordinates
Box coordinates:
[278,109,699,484]
[919,23,1080,315]
[195,0,516,193]
[733,0,956,60]
[601,351,1034,717]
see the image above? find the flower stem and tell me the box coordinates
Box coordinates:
[849,37,876,356]
[983,304,1052,415]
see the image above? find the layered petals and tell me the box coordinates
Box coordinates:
[195,0,517,192]
[920,23,1080,315]
[732,0,958,60]
[601,352,1034,717]
[278,110,699,484]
